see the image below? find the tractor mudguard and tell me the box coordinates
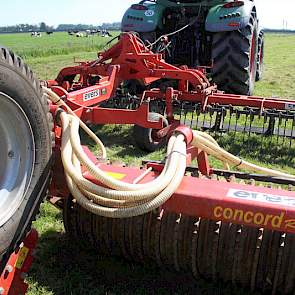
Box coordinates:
[121,1,165,32]
[205,0,255,32]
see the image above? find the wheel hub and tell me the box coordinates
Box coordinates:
[0,92,35,227]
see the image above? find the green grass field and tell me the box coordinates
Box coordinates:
[1,32,295,295]
[0,32,119,59]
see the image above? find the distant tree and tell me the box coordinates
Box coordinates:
[0,21,122,34]
[100,22,121,30]
[39,22,47,32]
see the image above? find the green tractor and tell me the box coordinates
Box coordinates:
[121,0,264,95]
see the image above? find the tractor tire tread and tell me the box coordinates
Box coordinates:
[0,46,53,268]
[212,11,258,95]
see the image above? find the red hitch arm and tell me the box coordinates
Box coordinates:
[0,229,38,295]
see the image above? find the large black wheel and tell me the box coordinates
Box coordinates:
[0,47,53,268]
[212,11,258,95]
[256,30,265,81]
[133,113,168,152]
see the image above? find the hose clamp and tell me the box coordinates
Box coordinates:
[174,125,194,145]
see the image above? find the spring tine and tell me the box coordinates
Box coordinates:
[195,105,201,130]
[209,108,213,130]
[228,105,233,132]
[249,109,254,137]
[192,104,197,128]
[214,111,219,136]
[276,112,281,144]
[242,112,248,143]
[291,117,295,147]
[283,116,288,144]
[262,111,267,135]
[222,107,226,132]
[179,102,183,122]
[184,104,188,125]
[189,103,194,129]
[202,109,207,130]
[233,109,238,140]
[269,115,275,143]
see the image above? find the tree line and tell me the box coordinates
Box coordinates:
[0,22,121,33]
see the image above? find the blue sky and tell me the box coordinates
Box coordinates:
[0,0,294,29]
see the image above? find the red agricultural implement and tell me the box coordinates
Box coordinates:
[46,33,295,152]
[1,33,295,295]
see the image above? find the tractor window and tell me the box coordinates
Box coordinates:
[168,0,203,2]
[167,0,226,2]
[139,0,156,4]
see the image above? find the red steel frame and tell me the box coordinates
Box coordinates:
[45,32,295,131]
[46,32,295,234]
[0,230,38,295]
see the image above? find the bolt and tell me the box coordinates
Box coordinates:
[0,287,4,294]
[5,265,13,273]
[7,150,14,158]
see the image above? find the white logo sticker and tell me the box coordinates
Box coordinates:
[145,10,155,17]
[285,103,295,110]
[83,89,100,101]
[227,189,295,208]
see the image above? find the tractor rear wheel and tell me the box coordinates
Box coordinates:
[0,47,53,268]
[211,11,258,95]
[256,30,265,81]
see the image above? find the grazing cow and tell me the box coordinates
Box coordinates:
[31,32,42,37]
[46,31,53,35]
[68,31,74,36]
[76,32,84,37]
[89,29,98,36]
[101,30,112,37]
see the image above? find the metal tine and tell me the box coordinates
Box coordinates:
[179,102,183,122]
[208,107,213,131]
[191,103,195,125]
[290,116,295,147]
[277,112,282,145]
[184,103,188,125]
[268,114,275,144]
[234,109,239,140]
[248,109,254,137]
[221,107,226,135]
[214,109,220,136]
[246,108,255,149]
[228,105,233,133]
[202,107,207,130]
[195,104,201,130]
[213,106,224,136]
[190,103,197,129]
[283,115,288,144]
[259,112,268,155]
[242,110,249,143]
[263,112,267,135]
